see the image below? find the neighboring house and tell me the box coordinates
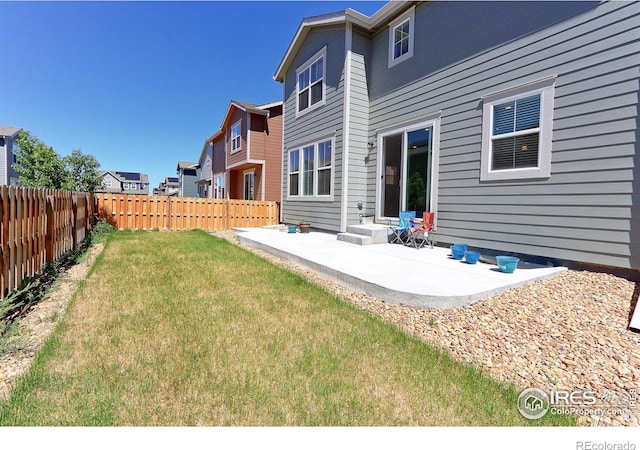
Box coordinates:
[97,171,149,195]
[154,177,180,196]
[210,130,226,199]
[274,1,640,270]
[217,100,283,201]
[0,126,22,186]
[176,161,199,198]
[196,140,213,199]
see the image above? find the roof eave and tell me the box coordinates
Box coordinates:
[273,2,411,83]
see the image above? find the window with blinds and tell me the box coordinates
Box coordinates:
[491,94,541,171]
[480,77,555,181]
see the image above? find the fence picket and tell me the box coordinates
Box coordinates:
[0,188,93,299]
[95,194,278,232]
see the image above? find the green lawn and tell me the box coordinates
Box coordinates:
[0,230,574,426]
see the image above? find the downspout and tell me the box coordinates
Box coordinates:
[340,23,353,233]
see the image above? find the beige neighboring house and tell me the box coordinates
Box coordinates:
[0,126,22,186]
[97,171,149,195]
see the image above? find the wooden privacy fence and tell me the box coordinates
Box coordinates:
[0,187,95,299]
[95,194,279,231]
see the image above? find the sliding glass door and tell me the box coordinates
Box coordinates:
[379,122,435,220]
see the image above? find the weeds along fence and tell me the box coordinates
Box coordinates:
[0,187,94,299]
[95,194,279,231]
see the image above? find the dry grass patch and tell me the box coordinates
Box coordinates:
[0,231,574,426]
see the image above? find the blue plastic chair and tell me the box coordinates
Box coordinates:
[388,211,416,244]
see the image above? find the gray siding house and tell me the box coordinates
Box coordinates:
[274,1,640,270]
[0,126,22,186]
[176,161,200,198]
[196,141,213,199]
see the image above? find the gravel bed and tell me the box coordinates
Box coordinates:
[216,229,640,427]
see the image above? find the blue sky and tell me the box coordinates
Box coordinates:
[0,1,385,191]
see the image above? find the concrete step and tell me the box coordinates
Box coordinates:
[346,224,390,243]
[336,232,374,245]
[338,225,390,245]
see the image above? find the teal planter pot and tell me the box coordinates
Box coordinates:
[496,256,519,273]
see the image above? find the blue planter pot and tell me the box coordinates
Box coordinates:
[288,225,298,233]
[464,251,480,264]
[450,245,465,260]
[496,256,519,273]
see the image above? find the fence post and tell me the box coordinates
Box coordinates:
[72,194,78,248]
[45,195,55,264]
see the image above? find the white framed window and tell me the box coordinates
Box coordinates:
[287,138,333,200]
[214,175,225,199]
[122,182,129,190]
[481,76,555,181]
[388,6,415,68]
[104,179,113,188]
[296,47,326,116]
[130,183,138,190]
[289,149,300,196]
[243,170,255,200]
[231,120,241,152]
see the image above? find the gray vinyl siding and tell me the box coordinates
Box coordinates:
[180,171,199,198]
[200,148,212,182]
[347,28,373,224]
[281,26,346,231]
[367,0,640,268]
[0,142,7,185]
[6,139,19,185]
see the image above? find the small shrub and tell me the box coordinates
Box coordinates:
[90,219,115,243]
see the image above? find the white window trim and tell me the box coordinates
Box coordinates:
[388,6,415,69]
[295,46,327,118]
[230,120,242,154]
[480,76,556,181]
[288,149,300,198]
[286,136,335,202]
[375,113,441,225]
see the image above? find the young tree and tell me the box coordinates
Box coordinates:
[62,149,103,193]
[13,130,65,189]
[13,130,103,192]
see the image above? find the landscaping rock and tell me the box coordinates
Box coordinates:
[217,229,640,427]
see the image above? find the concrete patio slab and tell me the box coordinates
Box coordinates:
[234,227,567,309]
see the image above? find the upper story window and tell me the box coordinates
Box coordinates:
[104,179,113,188]
[231,120,242,152]
[0,138,5,147]
[480,77,555,181]
[388,7,415,68]
[296,47,326,116]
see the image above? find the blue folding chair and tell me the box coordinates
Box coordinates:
[388,211,416,244]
